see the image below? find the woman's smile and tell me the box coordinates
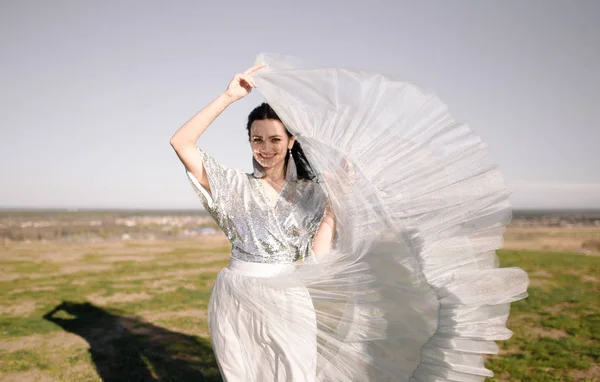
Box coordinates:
[259,153,276,160]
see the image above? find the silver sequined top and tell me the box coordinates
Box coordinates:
[186,148,327,264]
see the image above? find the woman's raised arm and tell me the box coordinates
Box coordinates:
[170,64,263,193]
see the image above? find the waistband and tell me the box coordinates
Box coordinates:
[227,257,295,278]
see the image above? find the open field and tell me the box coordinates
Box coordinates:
[504,226,600,255]
[486,249,599,381]
[0,230,599,381]
[0,238,230,381]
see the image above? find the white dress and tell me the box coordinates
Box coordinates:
[184,53,529,382]
[187,150,327,381]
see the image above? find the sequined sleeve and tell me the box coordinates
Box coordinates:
[185,148,241,221]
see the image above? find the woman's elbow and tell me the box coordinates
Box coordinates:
[170,137,193,151]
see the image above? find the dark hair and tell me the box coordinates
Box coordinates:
[246,103,316,181]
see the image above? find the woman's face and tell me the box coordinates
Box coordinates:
[250,119,295,170]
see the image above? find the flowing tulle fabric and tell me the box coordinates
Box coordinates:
[209,53,529,382]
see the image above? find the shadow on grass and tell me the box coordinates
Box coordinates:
[44,301,221,382]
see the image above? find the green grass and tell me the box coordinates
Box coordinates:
[486,249,600,381]
[0,241,227,381]
[0,243,598,381]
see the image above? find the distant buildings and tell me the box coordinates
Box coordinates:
[1,210,599,243]
[512,210,600,228]
[0,212,219,242]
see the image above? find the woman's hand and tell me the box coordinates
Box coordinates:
[224,64,265,101]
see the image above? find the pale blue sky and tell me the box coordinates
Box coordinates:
[1,1,599,209]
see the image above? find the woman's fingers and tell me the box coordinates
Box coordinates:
[244,63,265,75]
[240,74,256,88]
[237,64,264,90]
[225,65,261,100]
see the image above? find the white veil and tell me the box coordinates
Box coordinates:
[248,53,529,381]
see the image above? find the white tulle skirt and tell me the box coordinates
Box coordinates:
[204,53,529,382]
[208,257,318,382]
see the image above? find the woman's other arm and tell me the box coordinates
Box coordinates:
[312,204,336,256]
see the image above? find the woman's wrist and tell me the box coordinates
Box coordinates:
[219,91,238,104]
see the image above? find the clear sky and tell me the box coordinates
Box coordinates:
[1,1,599,210]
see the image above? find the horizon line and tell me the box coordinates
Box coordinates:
[2,206,600,213]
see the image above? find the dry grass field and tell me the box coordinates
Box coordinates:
[504,226,600,255]
[0,228,598,381]
[0,237,231,381]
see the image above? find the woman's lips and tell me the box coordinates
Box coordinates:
[259,153,275,160]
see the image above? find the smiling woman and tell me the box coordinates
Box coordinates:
[169,63,335,381]
[169,54,528,382]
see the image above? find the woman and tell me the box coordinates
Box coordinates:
[171,54,529,382]
[170,64,334,381]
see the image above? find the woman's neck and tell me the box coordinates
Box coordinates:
[262,162,286,184]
